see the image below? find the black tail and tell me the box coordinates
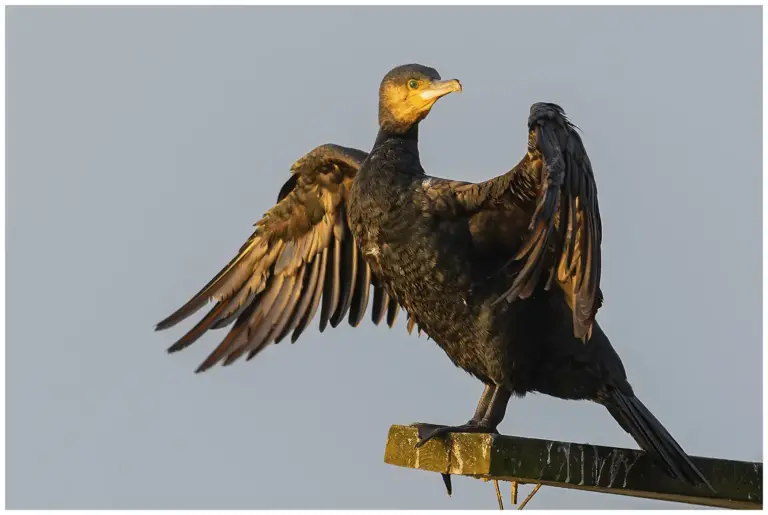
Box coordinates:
[604,388,714,491]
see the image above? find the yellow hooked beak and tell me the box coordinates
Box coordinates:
[419,79,463,101]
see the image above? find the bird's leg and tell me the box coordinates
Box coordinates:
[415,385,510,448]
[469,383,496,425]
[478,385,511,428]
[413,384,495,437]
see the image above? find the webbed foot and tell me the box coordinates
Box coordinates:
[413,421,498,448]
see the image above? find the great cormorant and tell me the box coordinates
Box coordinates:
[156,64,710,490]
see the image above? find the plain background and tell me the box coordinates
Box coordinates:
[6,6,762,509]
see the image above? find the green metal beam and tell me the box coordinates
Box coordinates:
[383,425,762,509]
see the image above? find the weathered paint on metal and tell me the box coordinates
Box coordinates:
[383,425,762,509]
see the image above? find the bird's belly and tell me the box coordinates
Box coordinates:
[355,214,515,384]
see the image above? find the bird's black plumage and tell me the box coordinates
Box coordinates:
[156,64,711,491]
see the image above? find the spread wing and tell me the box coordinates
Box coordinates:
[155,144,402,372]
[452,103,603,341]
[507,103,602,340]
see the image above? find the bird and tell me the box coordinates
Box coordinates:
[156,63,711,490]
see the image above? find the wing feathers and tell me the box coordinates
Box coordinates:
[292,246,328,343]
[331,221,358,328]
[349,249,372,327]
[274,259,314,344]
[166,298,232,354]
[268,264,307,345]
[220,273,288,367]
[386,297,400,328]
[157,144,416,372]
[209,289,258,330]
[371,281,389,326]
[496,103,603,341]
[319,233,341,332]
[155,236,268,331]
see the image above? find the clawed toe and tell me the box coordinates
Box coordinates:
[414,421,495,448]
[413,423,450,442]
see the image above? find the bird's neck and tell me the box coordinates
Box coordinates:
[373,123,420,154]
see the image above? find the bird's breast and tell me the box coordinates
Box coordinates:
[348,166,517,384]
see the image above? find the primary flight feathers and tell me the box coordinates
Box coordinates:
[155,145,404,373]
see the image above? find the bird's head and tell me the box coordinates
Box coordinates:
[378,64,462,134]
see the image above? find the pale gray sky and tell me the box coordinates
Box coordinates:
[6,6,761,509]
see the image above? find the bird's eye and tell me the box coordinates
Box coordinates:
[408,79,419,89]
